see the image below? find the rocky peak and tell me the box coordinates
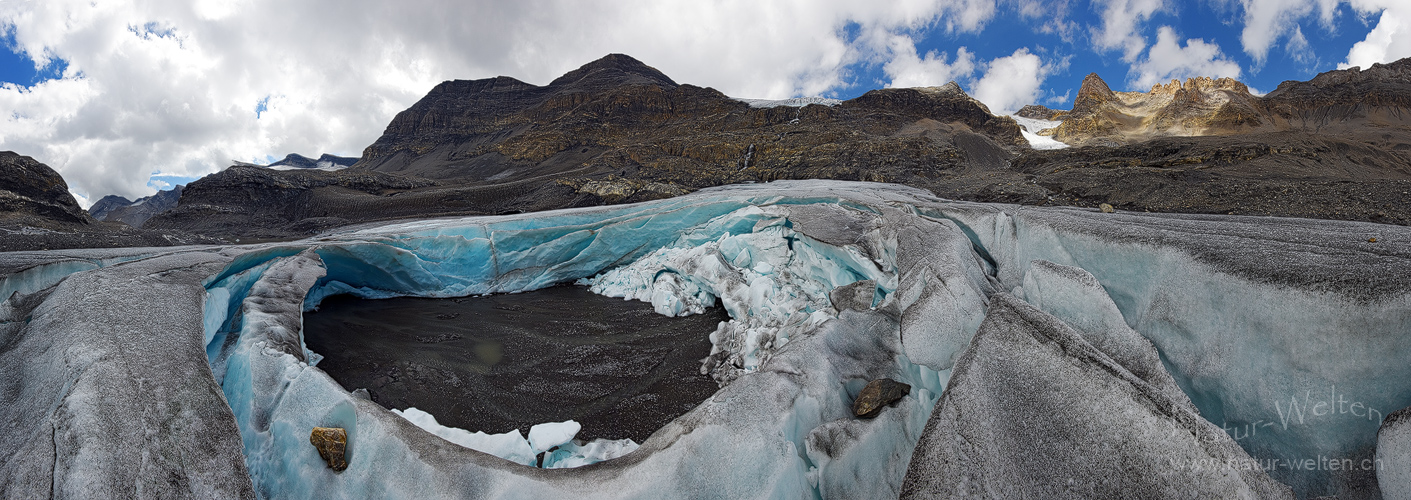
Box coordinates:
[547,53,677,92]
[1071,73,1116,115]
[88,194,134,220]
[1015,104,1064,121]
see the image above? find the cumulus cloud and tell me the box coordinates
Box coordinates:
[1340,3,1411,69]
[882,35,977,88]
[1129,26,1243,88]
[1091,0,1165,61]
[970,48,1061,114]
[1237,0,1317,63]
[0,0,1000,202]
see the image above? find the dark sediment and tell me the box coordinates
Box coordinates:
[302,285,730,443]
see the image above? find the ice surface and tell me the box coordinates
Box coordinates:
[901,294,1291,498]
[933,201,1411,497]
[0,250,253,498]
[1379,407,1411,499]
[1008,115,1068,150]
[8,179,1410,499]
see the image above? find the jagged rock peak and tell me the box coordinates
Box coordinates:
[548,53,677,90]
[1148,76,1250,96]
[1071,73,1116,114]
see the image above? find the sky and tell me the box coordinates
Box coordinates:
[1,0,1409,208]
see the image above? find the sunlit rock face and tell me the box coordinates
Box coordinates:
[2,180,1409,499]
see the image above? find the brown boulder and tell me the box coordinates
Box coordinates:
[310,427,349,471]
[852,378,911,418]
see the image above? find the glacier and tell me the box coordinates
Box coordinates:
[1,180,1409,499]
[1009,114,1069,150]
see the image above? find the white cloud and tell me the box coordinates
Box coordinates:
[970,48,1059,115]
[1091,0,1165,61]
[1340,3,1411,69]
[882,35,977,88]
[0,0,1001,201]
[1130,26,1243,88]
[1237,0,1316,63]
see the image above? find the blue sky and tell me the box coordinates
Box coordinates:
[0,0,1407,206]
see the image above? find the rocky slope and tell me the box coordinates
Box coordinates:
[0,152,214,251]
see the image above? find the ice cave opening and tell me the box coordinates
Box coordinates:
[300,285,730,445]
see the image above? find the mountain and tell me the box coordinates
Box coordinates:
[0,152,214,251]
[267,153,359,170]
[1006,58,1411,225]
[140,54,1411,240]
[1044,74,1262,146]
[147,54,1028,240]
[353,54,1023,186]
[87,185,184,228]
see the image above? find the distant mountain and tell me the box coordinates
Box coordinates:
[0,152,213,251]
[87,185,184,228]
[267,153,358,171]
[1019,58,1411,148]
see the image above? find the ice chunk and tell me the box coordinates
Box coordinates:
[391,408,536,466]
[528,420,582,454]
